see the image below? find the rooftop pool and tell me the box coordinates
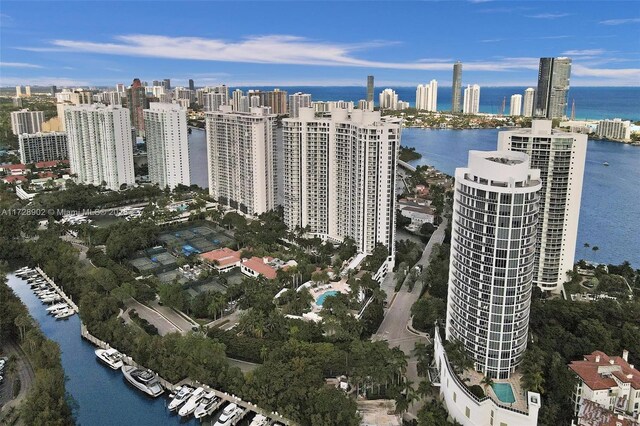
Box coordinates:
[491,382,516,404]
[316,290,339,306]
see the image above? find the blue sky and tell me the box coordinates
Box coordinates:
[1,1,639,88]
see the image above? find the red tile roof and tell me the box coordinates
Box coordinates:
[35,160,67,169]
[2,175,28,183]
[570,351,640,391]
[200,248,240,267]
[242,257,277,279]
[3,164,26,170]
[577,399,639,426]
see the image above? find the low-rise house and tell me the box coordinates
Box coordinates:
[1,163,27,176]
[398,198,435,225]
[199,248,241,273]
[240,257,297,280]
[576,399,640,426]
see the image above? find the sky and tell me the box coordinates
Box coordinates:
[1,1,639,88]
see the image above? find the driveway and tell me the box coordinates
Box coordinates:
[124,299,182,336]
[0,340,35,416]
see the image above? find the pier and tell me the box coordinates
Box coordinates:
[35,267,79,313]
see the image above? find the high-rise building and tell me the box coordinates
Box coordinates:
[282,107,400,266]
[188,79,195,91]
[597,118,632,141]
[379,88,399,110]
[498,120,587,293]
[452,61,463,113]
[126,78,149,138]
[25,86,31,97]
[163,79,171,90]
[12,97,23,108]
[98,91,123,106]
[288,92,311,118]
[534,57,571,119]
[18,132,68,164]
[510,94,522,116]
[64,104,135,190]
[245,89,288,115]
[463,84,480,114]
[116,83,125,93]
[51,86,57,96]
[358,99,374,111]
[523,88,535,118]
[11,109,44,135]
[366,75,375,104]
[205,106,277,215]
[415,79,438,111]
[446,150,541,379]
[16,86,22,98]
[144,103,190,189]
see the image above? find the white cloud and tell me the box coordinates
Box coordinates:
[526,13,570,19]
[0,76,90,87]
[599,18,640,25]
[562,49,606,56]
[0,61,43,68]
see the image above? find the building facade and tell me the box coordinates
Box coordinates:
[535,57,571,119]
[18,132,68,164]
[379,88,399,110]
[366,75,375,104]
[498,120,587,293]
[144,103,191,189]
[205,106,277,215]
[597,118,632,141]
[288,92,312,118]
[127,78,149,138]
[463,84,480,115]
[452,61,463,113]
[282,107,400,266]
[416,80,438,112]
[523,88,535,118]
[446,150,541,379]
[10,109,44,135]
[510,94,522,116]
[64,104,135,190]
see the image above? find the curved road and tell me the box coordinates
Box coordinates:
[0,340,36,416]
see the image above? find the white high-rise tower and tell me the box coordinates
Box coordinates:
[498,120,587,293]
[446,150,541,379]
[463,84,480,114]
[523,88,535,118]
[510,94,522,116]
[415,79,438,112]
[144,103,191,189]
[288,92,312,118]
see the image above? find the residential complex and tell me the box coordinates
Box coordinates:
[64,104,135,190]
[523,88,535,118]
[597,118,632,141]
[452,61,463,113]
[535,57,572,119]
[379,88,399,110]
[205,106,278,216]
[288,92,312,118]
[510,94,522,116]
[10,109,44,135]
[416,80,438,112]
[18,132,68,164]
[366,75,375,104]
[463,84,480,114]
[498,120,587,293]
[282,107,400,267]
[570,350,640,422]
[445,150,541,379]
[143,103,190,189]
[127,78,149,138]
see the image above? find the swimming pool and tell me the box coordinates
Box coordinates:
[316,290,339,306]
[491,383,516,404]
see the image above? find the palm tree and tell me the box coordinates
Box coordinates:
[481,375,494,391]
[584,242,590,248]
[417,379,433,400]
[592,246,599,254]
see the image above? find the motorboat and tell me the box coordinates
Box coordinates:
[178,386,206,417]
[15,267,34,277]
[603,161,610,166]
[249,414,269,426]
[37,291,57,299]
[121,365,164,397]
[214,403,241,426]
[95,348,125,370]
[41,295,62,304]
[168,385,194,410]
[46,303,68,312]
[47,305,70,315]
[193,392,220,419]
[55,309,75,320]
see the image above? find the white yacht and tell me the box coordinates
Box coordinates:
[194,392,219,419]
[41,295,62,304]
[178,386,206,417]
[95,348,125,370]
[214,403,241,426]
[249,414,269,426]
[121,365,164,397]
[46,303,68,312]
[55,309,74,319]
[168,385,194,411]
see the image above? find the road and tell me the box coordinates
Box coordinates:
[124,299,182,336]
[0,340,35,418]
[373,218,447,419]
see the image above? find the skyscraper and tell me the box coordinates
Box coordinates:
[523,88,535,118]
[379,88,399,110]
[463,84,480,114]
[18,132,68,164]
[534,57,571,119]
[25,86,32,97]
[498,120,587,293]
[64,104,135,190]
[15,86,22,98]
[282,107,400,265]
[11,109,44,135]
[288,92,311,118]
[366,75,375,104]
[163,79,171,90]
[510,94,522,116]
[188,79,195,91]
[451,61,463,113]
[205,106,277,215]
[415,80,438,111]
[116,83,125,93]
[446,150,541,379]
[144,103,191,189]
[51,86,57,96]
[126,78,149,138]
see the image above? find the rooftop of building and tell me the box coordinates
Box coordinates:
[577,399,639,426]
[242,256,278,279]
[199,247,241,267]
[485,156,524,165]
[569,350,640,390]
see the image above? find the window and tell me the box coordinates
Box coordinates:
[465,407,470,418]
[453,392,457,402]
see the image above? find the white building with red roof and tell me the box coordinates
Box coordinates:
[199,248,241,273]
[570,350,640,422]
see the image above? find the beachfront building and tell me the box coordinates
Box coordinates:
[463,84,480,114]
[416,80,438,112]
[205,106,277,216]
[452,61,463,113]
[143,103,190,189]
[535,57,572,119]
[18,132,68,164]
[64,104,135,190]
[597,118,632,141]
[446,150,541,379]
[510,94,522,116]
[379,88,399,110]
[288,92,312,118]
[282,107,400,271]
[498,120,587,293]
[523,88,535,118]
[10,109,44,135]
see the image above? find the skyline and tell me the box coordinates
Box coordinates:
[1,1,639,88]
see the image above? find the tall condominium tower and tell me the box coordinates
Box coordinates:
[144,103,191,189]
[25,86,32,97]
[205,106,277,215]
[366,75,375,104]
[523,88,535,118]
[127,78,149,138]
[463,84,480,114]
[416,79,438,111]
[10,109,44,135]
[534,57,571,119]
[18,132,68,164]
[510,94,522,116]
[498,120,587,292]
[451,61,463,113]
[379,88,399,110]
[15,86,22,98]
[188,79,195,91]
[446,150,541,379]
[163,79,171,90]
[288,92,312,118]
[51,86,57,96]
[282,107,400,266]
[116,83,125,93]
[64,104,135,190]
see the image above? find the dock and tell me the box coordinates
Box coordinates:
[35,267,79,313]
